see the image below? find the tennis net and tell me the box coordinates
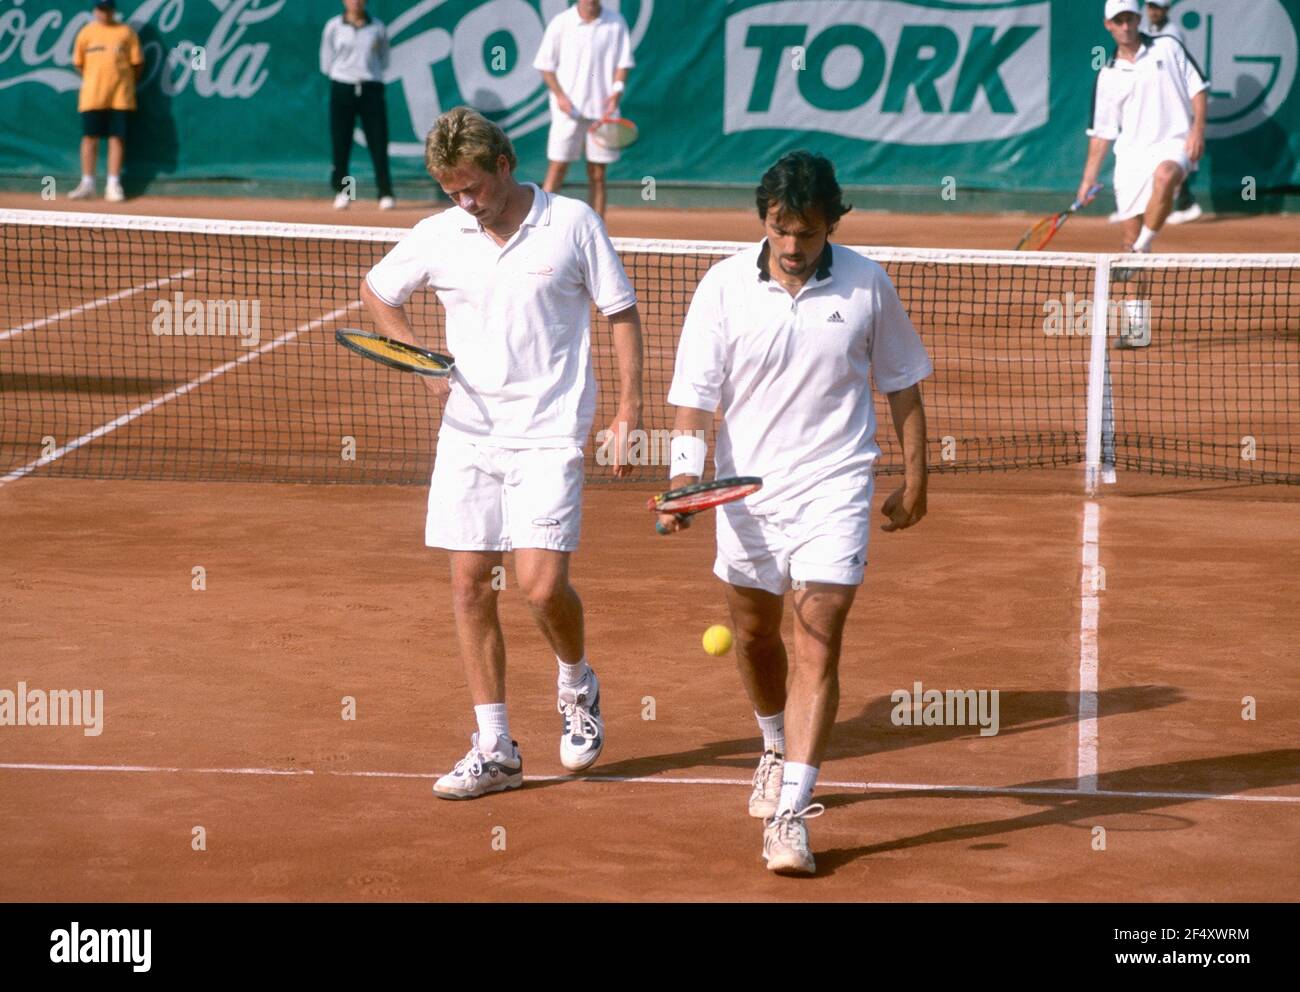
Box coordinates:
[1,209,1296,487]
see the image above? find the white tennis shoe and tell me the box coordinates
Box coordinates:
[432,733,523,800]
[333,191,351,210]
[557,671,604,771]
[749,749,784,819]
[763,803,825,875]
[67,179,96,201]
[105,179,125,203]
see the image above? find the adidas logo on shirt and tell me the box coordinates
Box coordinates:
[827,311,845,323]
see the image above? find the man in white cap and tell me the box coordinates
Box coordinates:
[1077,0,1208,254]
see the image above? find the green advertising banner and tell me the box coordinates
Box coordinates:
[1,0,1297,202]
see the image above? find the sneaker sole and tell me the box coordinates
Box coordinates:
[560,740,603,772]
[432,774,523,801]
[764,852,816,875]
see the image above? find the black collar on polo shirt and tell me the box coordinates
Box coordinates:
[756,239,834,283]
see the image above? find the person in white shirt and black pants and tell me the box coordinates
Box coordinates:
[321,0,394,210]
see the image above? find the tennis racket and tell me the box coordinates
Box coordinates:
[649,476,762,535]
[588,115,639,151]
[335,329,454,377]
[1015,183,1103,251]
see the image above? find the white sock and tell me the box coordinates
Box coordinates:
[1133,225,1157,252]
[80,175,94,185]
[474,703,511,754]
[107,174,121,183]
[777,762,818,816]
[557,656,591,689]
[755,711,785,754]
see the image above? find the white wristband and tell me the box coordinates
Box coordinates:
[669,434,707,479]
[611,80,625,94]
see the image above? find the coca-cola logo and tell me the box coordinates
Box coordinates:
[0,0,286,99]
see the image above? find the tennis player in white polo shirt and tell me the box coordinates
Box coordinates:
[533,0,634,218]
[1078,0,1208,253]
[659,152,932,875]
[361,107,643,799]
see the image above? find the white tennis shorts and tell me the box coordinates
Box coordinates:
[713,479,875,596]
[425,432,584,552]
[1114,139,1191,221]
[547,111,620,165]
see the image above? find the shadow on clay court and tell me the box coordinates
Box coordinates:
[812,748,1300,877]
[532,685,1183,788]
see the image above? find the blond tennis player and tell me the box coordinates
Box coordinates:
[1079,0,1208,252]
[659,151,932,875]
[361,107,643,799]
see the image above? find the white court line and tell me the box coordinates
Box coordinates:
[0,268,196,343]
[1,762,1296,804]
[1078,502,1102,792]
[0,300,364,488]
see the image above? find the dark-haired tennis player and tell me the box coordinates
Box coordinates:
[659,152,931,875]
[1078,0,1208,252]
[361,107,643,799]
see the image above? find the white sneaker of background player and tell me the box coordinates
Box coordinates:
[378,196,395,210]
[333,191,351,210]
[67,178,96,200]
[105,179,125,202]
[1166,204,1203,225]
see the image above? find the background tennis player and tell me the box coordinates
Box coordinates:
[659,151,932,875]
[361,107,643,799]
[1078,0,1208,253]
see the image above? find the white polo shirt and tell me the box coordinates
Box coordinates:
[668,242,932,513]
[365,184,637,447]
[532,5,635,120]
[1087,34,1208,162]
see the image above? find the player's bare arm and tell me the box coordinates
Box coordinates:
[1078,136,1113,205]
[539,70,573,117]
[359,279,451,398]
[604,304,644,478]
[1186,89,1207,162]
[880,383,927,531]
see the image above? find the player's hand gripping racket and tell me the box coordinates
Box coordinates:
[1015,183,1102,251]
[649,476,762,535]
[335,329,454,377]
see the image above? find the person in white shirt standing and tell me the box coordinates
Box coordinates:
[659,152,932,875]
[1079,0,1208,252]
[361,107,643,800]
[533,0,635,219]
[320,0,394,210]
[1140,0,1202,223]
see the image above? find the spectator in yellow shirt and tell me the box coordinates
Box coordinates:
[69,2,144,203]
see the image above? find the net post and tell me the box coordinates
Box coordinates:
[1084,255,1113,496]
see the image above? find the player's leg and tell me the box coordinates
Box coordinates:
[105,124,126,202]
[542,112,583,193]
[427,437,521,800]
[70,116,100,199]
[1120,215,1143,252]
[715,503,792,817]
[724,582,789,817]
[586,161,607,218]
[329,82,355,209]
[541,160,569,193]
[1140,160,1184,236]
[506,446,604,771]
[584,129,620,219]
[760,491,869,875]
[358,81,395,208]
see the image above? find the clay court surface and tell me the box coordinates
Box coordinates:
[1,197,1297,901]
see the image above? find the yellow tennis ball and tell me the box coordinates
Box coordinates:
[702,624,733,656]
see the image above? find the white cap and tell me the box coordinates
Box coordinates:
[1105,0,1140,18]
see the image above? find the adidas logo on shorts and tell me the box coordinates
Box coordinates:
[827,311,845,323]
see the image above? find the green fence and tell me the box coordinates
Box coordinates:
[1,0,1296,206]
